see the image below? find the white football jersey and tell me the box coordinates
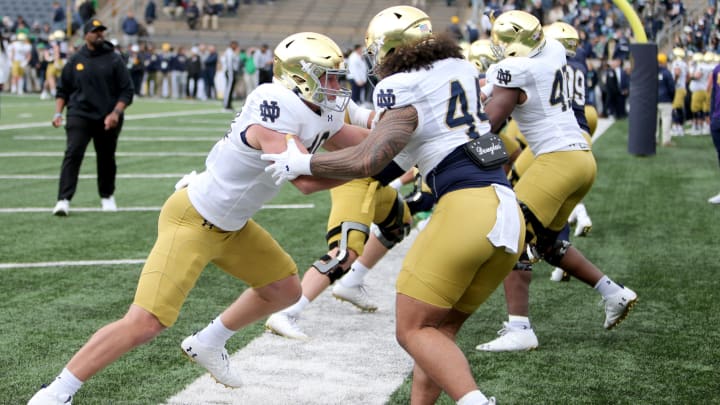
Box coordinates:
[689,62,714,92]
[671,59,687,90]
[188,83,345,231]
[486,38,589,156]
[9,40,32,64]
[372,58,491,177]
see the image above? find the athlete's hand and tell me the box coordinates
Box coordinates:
[261,136,312,185]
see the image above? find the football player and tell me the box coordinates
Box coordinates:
[263,6,523,404]
[264,98,416,340]
[28,32,368,404]
[474,11,637,353]
[670,47,688,136]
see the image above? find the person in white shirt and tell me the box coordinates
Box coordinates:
[346,44,369,105]
[221,40,239,111]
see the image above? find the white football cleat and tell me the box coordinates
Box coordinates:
[101,196,117,212]
[332,282,378,312]
[574,214,592,237]
[180,334,243,388]
[52,200,70,216]
[475,322,539,352]
[550,267,570,282]
[265,312,309,340]
[27,386,72,405]
[602,287,638,329]
[708,193,720,204]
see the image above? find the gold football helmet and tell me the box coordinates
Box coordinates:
[543,21,579,57]
[490,10,544,59]
[691,52,703,63]
[672,47,686,60]
[467,39,498,73]
[364,5,433,72]
[273,32,351,112]
[703,51,715,63]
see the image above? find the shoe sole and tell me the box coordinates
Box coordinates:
[264,324,310,341]
[475,345,538,352]
[574,224,592,237]
[180,347,242,389]
[332,294,378,313]
[53,210,68,216]
[605,297,638,330]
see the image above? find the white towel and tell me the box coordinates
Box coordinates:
[487,184,522,254]
[174,170,198,191]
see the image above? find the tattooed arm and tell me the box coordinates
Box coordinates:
[309,106,418,179]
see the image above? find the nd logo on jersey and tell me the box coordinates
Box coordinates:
[260,100,280,123]
[496,69,512,85]
[376,89,396,108]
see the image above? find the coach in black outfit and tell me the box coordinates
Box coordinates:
[51,18,134,216]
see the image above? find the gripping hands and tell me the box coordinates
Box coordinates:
[261,135,313,185]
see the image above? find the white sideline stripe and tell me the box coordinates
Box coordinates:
[15,134,221,140]
[0,109,225,131]
[165,231,415,405]
[592,118,614,144]
[0,174,185,179]
[0,259,146,270]
[0,204,314,214]
[0,152,207,157]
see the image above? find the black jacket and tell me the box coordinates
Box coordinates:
[57,41,134,121]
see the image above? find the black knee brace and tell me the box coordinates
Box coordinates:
[315,221,369,283]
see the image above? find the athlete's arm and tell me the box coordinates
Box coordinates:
[484,86,525,133]
[246,124,347,193]
[308,106,417,179]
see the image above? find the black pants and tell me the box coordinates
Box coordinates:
[57,115,122,201]
[223,71,237,110]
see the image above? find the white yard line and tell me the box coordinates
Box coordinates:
[0,259,146,270]
[0,152,207,157]
[0,109,227,131]
[165,230,416,405]
[0,174,186,179]
[0,204,314,214]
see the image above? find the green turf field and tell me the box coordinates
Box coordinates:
[1,93,718,404]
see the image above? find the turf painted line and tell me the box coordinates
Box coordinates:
[0,259,146,270]
[592,118,615,144]
[15,133,222,139]
[0,173,187,179]
[0,204,314,214]
[0,152,207,157]
[165,230,416,405]
[0,109,226,131]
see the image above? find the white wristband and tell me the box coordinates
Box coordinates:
[347,99,373,128]
[296,153,313,176]
[389,179,403,190]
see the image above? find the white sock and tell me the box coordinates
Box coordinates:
[282,295,310,317]
[508,315,531,329]
[339,261,370,287]
[196,315,235,347]
[46,368,83,397]
[574,202,588,219]
[594,275,622,297]
[457,389,489,405]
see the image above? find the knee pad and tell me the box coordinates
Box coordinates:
[374,196,411,250]
[542,239,571,267]
[314,221,369,283]
[513,251,533,271]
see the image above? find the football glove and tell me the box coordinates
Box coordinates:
[261,136,312,185]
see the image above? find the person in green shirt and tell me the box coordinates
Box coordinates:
[239,47,256,98]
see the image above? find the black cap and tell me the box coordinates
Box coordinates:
[83,19,107,35]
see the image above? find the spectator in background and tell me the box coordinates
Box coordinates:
[145,0,157,35]
[49,19,133,216]
[170,46,188,99]
[239,47,257,97]
[127,44,145,96]
[254,43,273,85]
[447,15,464,42]
[0,36,9,91]
[604,57,629,119]
[186,46,202,98]
[201,44,218,100]
[78,0,96,25]
[202,1,220,30]
[163,0,185,20]
[121,10,140,47]
[221,40,239,111]
[186,1,200,30]
[346,44,368,105]
[657,53,676,146]
[51,1,66,31]
[144,44,160,97]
